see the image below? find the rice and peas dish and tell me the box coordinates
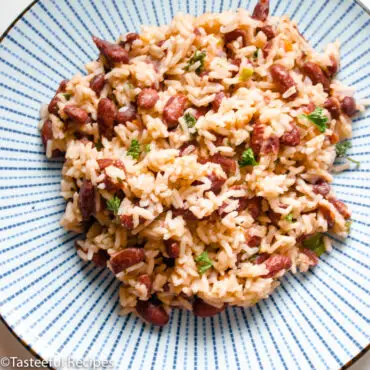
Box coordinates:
[39,0,365,326]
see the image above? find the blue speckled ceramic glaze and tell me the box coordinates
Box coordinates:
[0,1,369,369]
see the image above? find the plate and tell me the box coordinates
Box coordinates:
[0,1,369,369]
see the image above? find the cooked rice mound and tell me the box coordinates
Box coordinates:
[40,1,361,325]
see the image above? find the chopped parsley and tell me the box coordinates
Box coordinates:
[106,196,121,215]
[127,139,141,160]
[253,49,260,59]
[184,112,197,128]
[239,67,254,82]
[300,107,328,133]
[239,148,258,167]
[335,141,360,168]
[185,50,206,75]
[285,213,293,222]
[195,251,213,274]
[144,144,151,153]
[63,93,72,100]
[302,233,326,257]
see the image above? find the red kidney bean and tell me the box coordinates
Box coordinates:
[261,135,280,154]
[110,248,145,274]
[324,97,341,119]
[48,80,68,115]
[253,253,270,264]
[262,40,273,58]
[138,274,152,296]
[91,249,110,267]
[280,125,300,146]
[246,234,262,247]
[193,173,226,195]
[97,98,117,139]
[57,80,68,93]
[257,24,275,39]
[326,55,338,78]
[179,140,198,156]
[90,73,106,96]
[64,105,89,125]
[116,104,137,124]
[230,58,241,67]
[206,153,237,176]
[93,36,129,64]
[136,300,169,326]
[302,62,330,92]
[193,298,225,317]
[301,248,319,266]
[137,88,159,109]
[252,0,270,21]
[212,92,226,112]
[41,119,53,148]
[224,29,247,46]
[312,181,330,196]
[193,106,209,119]
[246,197,261,219]
[124,32,139,45]
[262,255,292,278]
[172,208,198,221]
[209,173,227,194]
[270,64,298,98]
[97,158,114,170]
[163,94,187,129]
[164,239,180,258]
[303,102,316,114]
[250,122,265,154]
[341,96,356,117]
[41,121,64,158]
[218,195,251,217]
[318,205,335,229]
[97,158,126,171]
[268,210,281,227]
[214,134,225,146]
[120,214,134,229]
[48,97,60,115]
[119,214,146,229]
[78,179,95,221]
[328,197,351,219]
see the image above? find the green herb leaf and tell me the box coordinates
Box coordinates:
[144,144,151,153]
[185,50,206,75]
[195,251,213,274]
[63,93,72,101]
[253,49,259,59]
[335,141,360,168]
[239,67,254,82]
[106,196,121,215]
[184,112,197,128]
[127,139,141,160]
[300,107,328,133]
[302,233,326,257]
[238,148,258,167]
[285,213,293,222]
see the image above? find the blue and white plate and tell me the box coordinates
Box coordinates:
[0,1,369,369]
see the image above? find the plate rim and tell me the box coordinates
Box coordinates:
[0,1,369,369]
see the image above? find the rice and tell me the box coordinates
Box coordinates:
[39,1,358,326]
